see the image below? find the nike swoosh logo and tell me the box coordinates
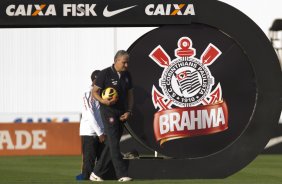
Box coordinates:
[103,5,137,17]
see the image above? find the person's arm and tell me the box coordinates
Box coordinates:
[91,100,106,143]
[92,85,105,104]
[92,85,116,106]
[120,72,134,122]
[120,89,134,122]
[86,107,104,137]
[82,91,105,142]
[91,69,116,106]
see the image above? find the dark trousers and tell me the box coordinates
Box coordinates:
[81,136,104,180]
[93,107,128,179]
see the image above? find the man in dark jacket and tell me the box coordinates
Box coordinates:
[90,50,133,182]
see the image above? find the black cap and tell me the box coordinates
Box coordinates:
[91,70,100,82]
[270,19,282,31]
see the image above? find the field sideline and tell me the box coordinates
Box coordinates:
[0,155,281,184]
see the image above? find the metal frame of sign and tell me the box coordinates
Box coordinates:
[1,0,281,178]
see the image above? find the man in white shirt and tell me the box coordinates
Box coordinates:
[80,70,106,180]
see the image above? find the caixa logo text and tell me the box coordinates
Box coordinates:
[14,118,70,123]
[145,4,195,16]
[6,4,57,16]
[6,4,97,16]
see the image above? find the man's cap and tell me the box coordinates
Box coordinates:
[91,70,100,82]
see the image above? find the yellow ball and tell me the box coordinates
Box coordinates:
[102,87,118,100]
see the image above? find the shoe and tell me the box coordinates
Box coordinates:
[89,172,104,182]
[118,177,133,182]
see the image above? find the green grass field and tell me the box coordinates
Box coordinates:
[0,155,281,184]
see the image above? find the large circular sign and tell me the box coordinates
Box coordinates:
[127,24,257,158]
[125,1,281,178]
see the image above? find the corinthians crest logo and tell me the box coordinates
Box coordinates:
[150,37,229,145]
